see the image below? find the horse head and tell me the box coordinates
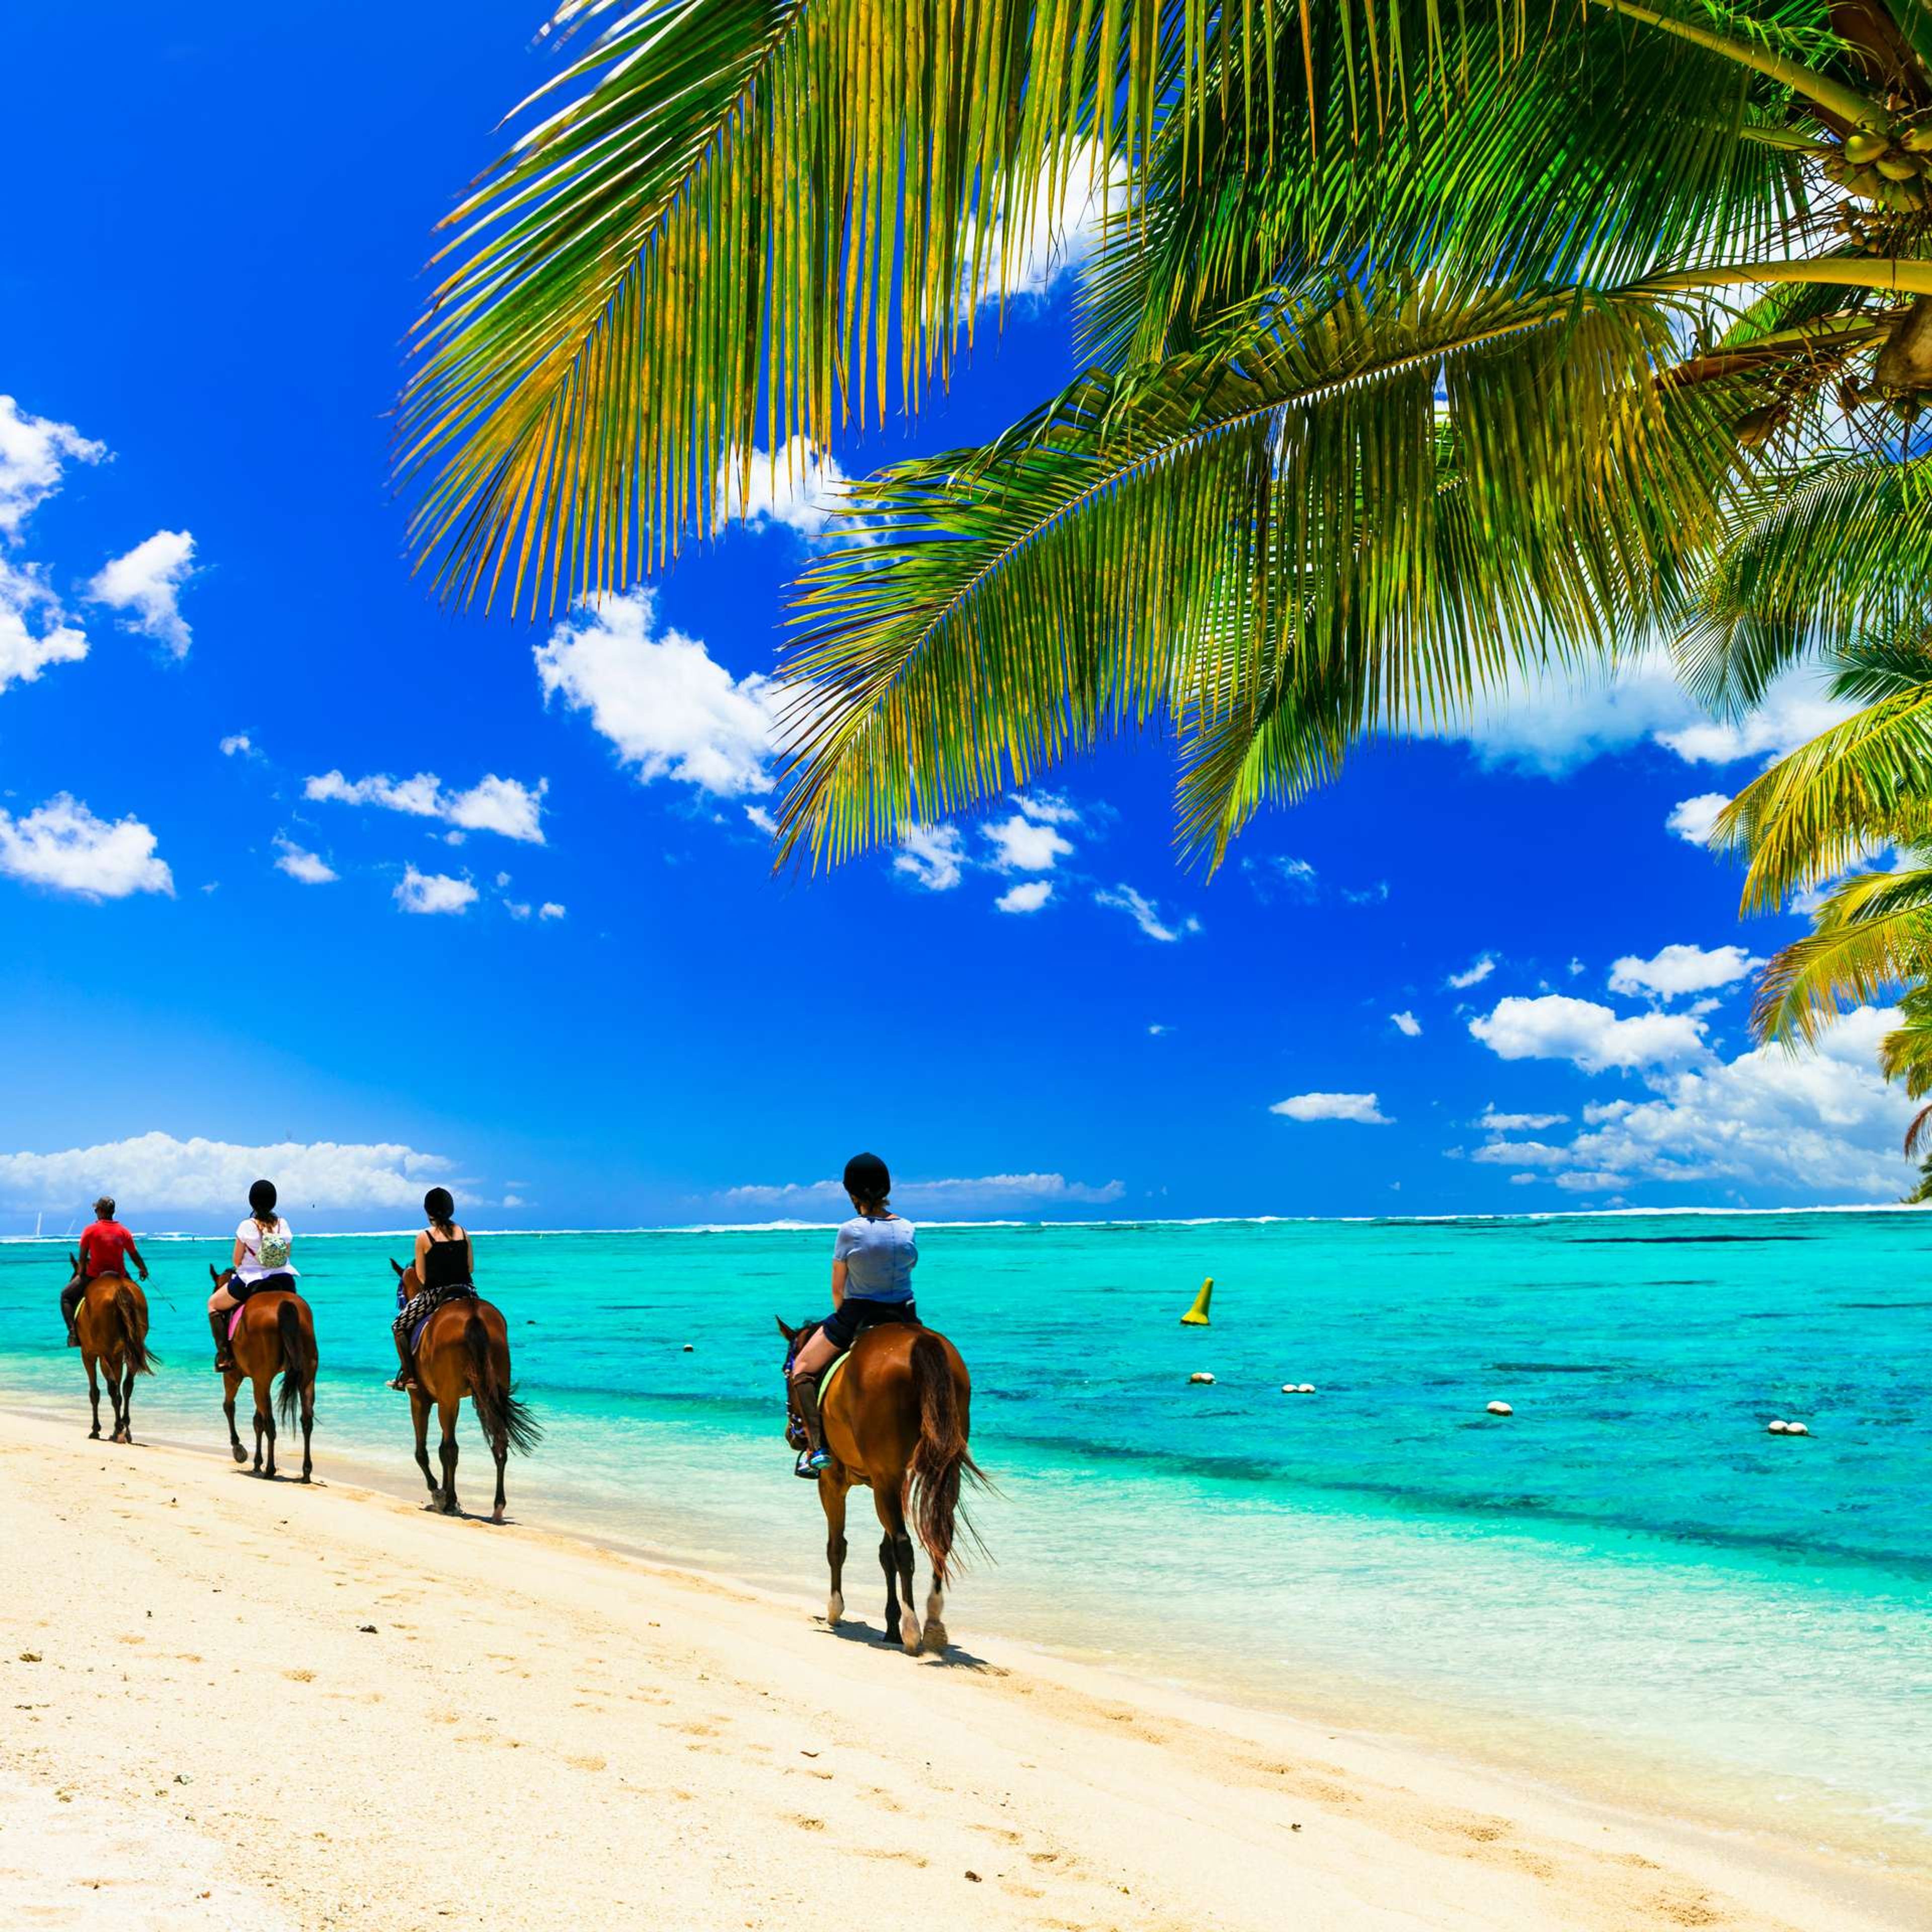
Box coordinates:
[775,1315,800,1352]
[208,1262,234,1289]
[392,1257,420,1294]
[67,1249,79,1274]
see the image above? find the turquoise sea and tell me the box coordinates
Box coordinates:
[3,1212,1927,1863]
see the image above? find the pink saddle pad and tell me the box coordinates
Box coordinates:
[227,1304,247,1341]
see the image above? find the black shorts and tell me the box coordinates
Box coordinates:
[820,1298,919,1352]
[230,1272,294,1304]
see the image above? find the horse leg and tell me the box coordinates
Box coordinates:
[819,1474,849,1625]
[299,1378,314,1483]
[488,1405,508,1525]
[437,1396,461,1515]
[119,1359,137,1445]
[872,1484,920,1653]
[222,1373,247,1464]
[411,1389,438,1500]
[102,1355,124,1442]
[253,1371,275,1478]
[84,1352,102,1440]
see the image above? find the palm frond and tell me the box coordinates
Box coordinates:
[397,0,1205,616]
[772,276,1748,868]
[1751,861,1932,1040]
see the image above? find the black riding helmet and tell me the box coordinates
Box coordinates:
[248,1178,277,1218]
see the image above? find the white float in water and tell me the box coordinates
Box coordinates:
[1767,1419,1790,1433]
[1486,1400,1513,1416]
[1281,1382,1317,1395]
[1785,1421,1811,1437]
[1189,1371,1216,1385]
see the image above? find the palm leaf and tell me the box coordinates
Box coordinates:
[1751,861,1932,1040]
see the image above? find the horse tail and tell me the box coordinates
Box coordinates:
[112,1282,157,1375]
[463,1311,541,1456]
[275,1299,314,1428]
[906,1331,986,1586]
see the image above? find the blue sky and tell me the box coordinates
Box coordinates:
[0,2,1913,1232]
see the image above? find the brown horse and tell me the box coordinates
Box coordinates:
[777,1319,984,1654]
[66,1252,156,1443]
[207,1265,318,1481]
[389,1260,539,1521]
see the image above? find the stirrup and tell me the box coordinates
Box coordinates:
[794,1447,830,1478]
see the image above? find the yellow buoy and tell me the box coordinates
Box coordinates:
[1180,1277,1214,1326]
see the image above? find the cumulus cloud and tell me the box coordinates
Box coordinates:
[969,142,1125,310]
[996,879,1054,914]
[1469,994,1710,1073]
[220,733,254,758]
[1667,793,1730,846]
[538,901,566,920]
[536,589,779,799]
[1270,1092,1393,1124]
[0,793,172,900]
[273,837,336,885]
[1447,953,1497,990]
[1543,1006,1916,1195]
[86,529,196,656]
[719,1170,1126,1214]
[1413,650,1853,774]
[1094,883,1199,943]
[984,806,1075,873]
[1475,1106,1568,1132]
[1392,1010,1422,1037]
[0,1131,453,1214]
[894,822,966,892]
[393,865,476,915]
[1241,853,1321,903]
[0,553,88,693]
[716,437,869,544]
[0,395,106,537]
[305,769,546,844]
[1607,942,1760,1002]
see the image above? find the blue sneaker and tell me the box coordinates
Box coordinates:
[794,1447,831,1478]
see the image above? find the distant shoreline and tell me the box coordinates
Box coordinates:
[1,1199,1924,1242]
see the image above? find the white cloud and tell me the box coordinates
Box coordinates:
[505,901,531,920]
[0,395,106,537]
[0,553,88,694]
[970,142,1124,311]
[1270,1092,1393,1124]
[1447,953,1496,990]
[744,804,777,835]
[1469,1139,1573,1168]
[536,589,778,798]
[1391,1010,1422,1037]
[538,901,566,920]
[304,769,547,844]
[1607,942,1759,1002]
[996,879,1054,914]
[894,822,966,892]
[86,528,196,656]
[719,1170,1126,1213]
[1469,994,1710,1073]
[220,733,254,758]
[716,437,869,545]
[1666,792,1730,847]
[0,1131,452,1213]
[502,1193,527,1209]
[984,808,1074,873]
[393,865,476,915]
[1242,853,1321,902]
[1476,1106,1568,1132]
[1550,1006,1915,1195]
[1148,1023,1170,1036]
[1414,650,1854,774]
[1553,1170,1629,1193]
[0,793,172,900]
[273,837,336,885]
[1094,883,1199,943]
[1567,957,1586,977]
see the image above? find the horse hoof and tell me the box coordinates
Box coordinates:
[231,1446,247,1465]
[826,1593,844,1625]
[920,1622,949,1655]
[491,1507,505,1524]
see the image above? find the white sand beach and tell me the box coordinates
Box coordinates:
[0,1409,1923,1931]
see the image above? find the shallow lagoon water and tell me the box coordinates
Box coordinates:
[3,1212,1926,1858]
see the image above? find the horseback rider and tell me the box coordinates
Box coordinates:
[208,1178,297,1371]
[787,1153,920,1477]
[389,1186,475,1392]
[61,1196,149,1345]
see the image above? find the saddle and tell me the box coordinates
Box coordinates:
[409,1285,478,1355]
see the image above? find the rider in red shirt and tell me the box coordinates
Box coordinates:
[61,1196,149,1345]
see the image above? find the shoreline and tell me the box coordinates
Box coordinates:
[1,1408,1925,1929]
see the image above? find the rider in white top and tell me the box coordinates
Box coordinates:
[207,1178,297,1370]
